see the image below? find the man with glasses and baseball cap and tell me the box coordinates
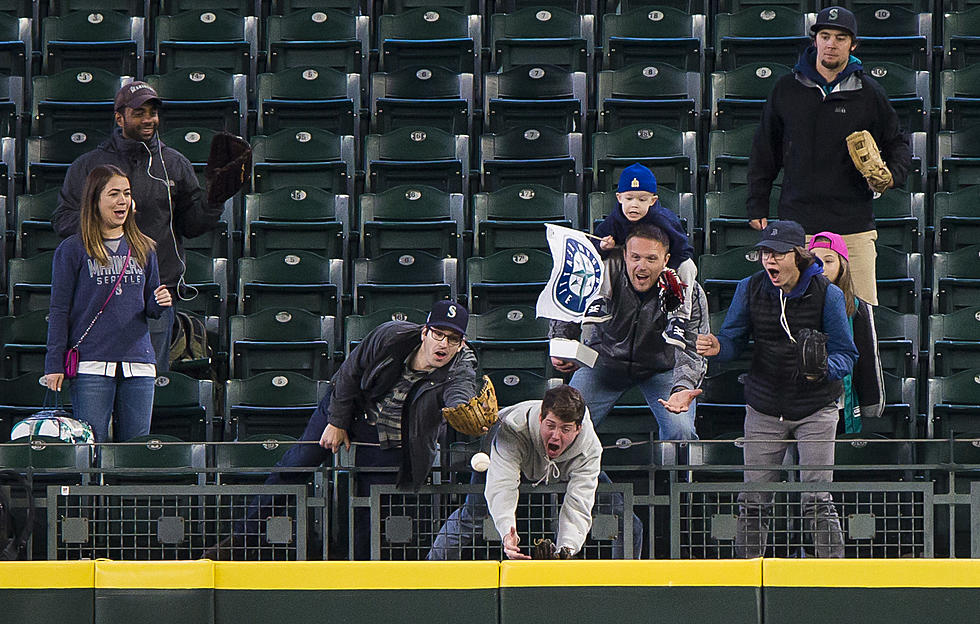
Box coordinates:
[204,299,480,560]
[53,81,245,372]
[746,5,911,306]
[696,221,858,558]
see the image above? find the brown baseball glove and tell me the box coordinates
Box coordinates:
[205,132,252,204]
[442,375,498,437]
[532,538,573,560]
[846,130,893,194]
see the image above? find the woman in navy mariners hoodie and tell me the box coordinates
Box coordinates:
[45,165,172,442]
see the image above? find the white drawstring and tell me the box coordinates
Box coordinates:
[532,460,561,486]
[779,291,797,343]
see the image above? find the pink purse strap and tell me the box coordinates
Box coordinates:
[70,246,134,350]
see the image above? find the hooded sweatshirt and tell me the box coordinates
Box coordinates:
[746,47,911,235]
[484,400,601,554]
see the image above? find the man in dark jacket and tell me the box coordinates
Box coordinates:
[53,82,227,371]
[746,6,912,305]
[550,224,708,440]
[207,300,479,560]
[697,221,859,558]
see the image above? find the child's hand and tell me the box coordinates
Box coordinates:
[154,285,172,307]
[599,235,615,251]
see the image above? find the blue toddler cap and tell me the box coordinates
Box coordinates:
[617,163,657,193]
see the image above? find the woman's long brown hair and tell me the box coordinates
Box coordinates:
[79,164,155,268]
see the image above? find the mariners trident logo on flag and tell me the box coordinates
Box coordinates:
[536,224,605,322]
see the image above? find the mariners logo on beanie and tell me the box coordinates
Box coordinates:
[618,163,657,193]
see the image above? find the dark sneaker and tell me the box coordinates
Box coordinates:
[582,297,612,324]
[662,317,688,348]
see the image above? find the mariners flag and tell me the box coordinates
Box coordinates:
[536,224,605,322]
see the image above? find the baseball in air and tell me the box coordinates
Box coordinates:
[470,452,491,472]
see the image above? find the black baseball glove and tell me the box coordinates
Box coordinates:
[795,328,828,383]
[531,538,574,559]
[205,132,251,204]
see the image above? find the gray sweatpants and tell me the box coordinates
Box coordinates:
[735,403,844,558]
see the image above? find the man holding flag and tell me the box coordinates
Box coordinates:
[544,223,709,440]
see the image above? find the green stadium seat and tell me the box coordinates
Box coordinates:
[160,0,255,13]
[0,74,22,139]
[484,64,586,134]
[266,8,368,75]
[873,189,925,252]
[257,66,359,135]
[943,6,980,69]
[695,368,746,441]
[251,128,356,195]
[707,124,757,191]
[698,246,757,312]
[490,7,593,73]
[873,306,918,379]
[230,307,334,380]
[155,9,256,76]
[98,434,206,484]
[238,250,344,317]
[473,183,578,255]
[14,188,61,258]
[485,369,553,407]
[466,248,551,313]
[224,371,329,439]
[863,61,929,133]
[150,372,216,442]
[710,62,791,130]
[41,9,143,76]
[932,244,980,314]
[940,63,980,130]
[703,186,777,254]
[7,251,53,315]
[939,125,980,192]
[371,65,473,135]
[0,309,48,378]
[145,68,247,135]
[50,0,145,15]
[352,251,456,314]
[927,368,980,438]
[380,0,482,14]
[181,251,229,321]
[359,184,464,258]
[365,126,469,194]
[933,187,980,252]
[593,123,696,193]
[588,188,695,241]
[0,14,32,77]
[714,7,810,70]
[929,306,980,378]
[27,128,108,193]
[244,186,349,260]
[343,307,429,354]
[601,7,704,72]
[868,371,917,438]
[377,7,481,75]
[850,6,929,70]
[875,245,922,316]
[466,305,551,377]
[215,433,297,484]
[597,62,700,132]
[480,126,583,194]
[0,374,69,441]
[31,68,125,136]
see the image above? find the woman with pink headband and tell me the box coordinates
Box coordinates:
[808,231,885,433]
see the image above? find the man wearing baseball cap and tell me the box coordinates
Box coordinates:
[746,5,912,305]
[52,81,228,372]
[204,299,481,560]
[696,221,858,558]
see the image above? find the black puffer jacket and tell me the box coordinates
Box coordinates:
[53,128,224,287]
[327,321,478,491]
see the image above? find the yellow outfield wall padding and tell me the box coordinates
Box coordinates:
[0,561,95,589]
[214,561,501,591]
[764,559,980,588]
[95,560,215,589]
[499,559,763,588]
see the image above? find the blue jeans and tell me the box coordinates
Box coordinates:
[147,305,175,373]
[427,471,643,559]
[569,366,698,440]
[70,373,154,443]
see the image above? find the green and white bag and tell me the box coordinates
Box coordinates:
[11,411,95,444]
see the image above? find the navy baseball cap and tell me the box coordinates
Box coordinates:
[811,6,857,38]
[426,300,468,336]
[754,220,806,253]
[114,81,161,112]
[617,163,657,193]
